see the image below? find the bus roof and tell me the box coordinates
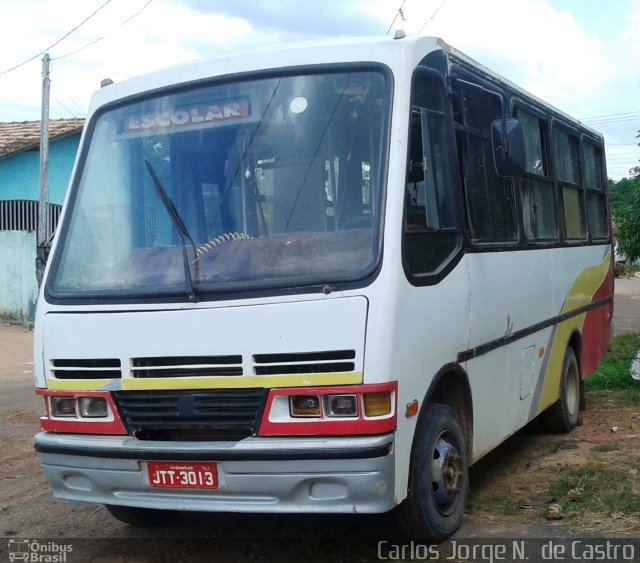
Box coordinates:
[441,42,603,139]
[88,35,440,113]
[88,34,601,139]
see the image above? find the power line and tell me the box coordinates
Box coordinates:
[580,110,640,121]
[386,0,407,35]
[582,116,640,125]
[418,0,449,35]
[0,0,113,76]
[53,93,77,118]
[53,0,155,61]
[51,78,87,116]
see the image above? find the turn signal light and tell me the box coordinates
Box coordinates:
[364,391,392,416]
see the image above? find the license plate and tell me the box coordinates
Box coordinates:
[147,461,218,489]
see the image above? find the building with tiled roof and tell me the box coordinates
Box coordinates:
[0,118,84,205]
[0,118,84,160]
[1,118,84,324]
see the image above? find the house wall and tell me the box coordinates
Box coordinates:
[0,133,80,204]
[0,231,38,324]
[0,134,80,323]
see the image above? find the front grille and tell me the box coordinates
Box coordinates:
[51,358,121,379]
[112,389,267,440]
[253,350,356,375]
[131,355,243,378]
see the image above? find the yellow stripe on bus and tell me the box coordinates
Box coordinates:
[45,371,364,392]
[536,254,611,414]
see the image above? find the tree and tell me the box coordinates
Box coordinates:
[611,169,640,263]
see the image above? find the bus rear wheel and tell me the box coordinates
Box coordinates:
[398,404,469,541]
[542,347,581,433]
[105,504,177,526]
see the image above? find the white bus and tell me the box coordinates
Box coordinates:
[34,35,613,540]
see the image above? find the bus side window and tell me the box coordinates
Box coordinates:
[403,70,460,278]
[516,107,558,241]
[582,140,609,240]
[554,127,586,240]
[458,85,517,242]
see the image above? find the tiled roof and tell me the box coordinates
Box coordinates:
[0,118,84,160]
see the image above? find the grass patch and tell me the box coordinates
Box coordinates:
[547,460,640,528]
[585,332,640,391]
[591,441,621,453]
[467,494,523,517]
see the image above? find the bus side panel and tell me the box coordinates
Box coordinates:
[466,249,553,460]
[466,246,612,460]
[580,259,614,377]
[536,246,612,415]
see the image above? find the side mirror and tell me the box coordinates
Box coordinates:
[492,119,526,177]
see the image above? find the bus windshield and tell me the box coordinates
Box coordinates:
[48,69,390,300]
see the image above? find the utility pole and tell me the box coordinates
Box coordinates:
[36,53,51,288]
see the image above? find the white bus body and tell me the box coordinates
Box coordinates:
[34,36,613,539]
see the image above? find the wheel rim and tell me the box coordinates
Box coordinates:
[566,360,579,417]
[430,431,464,516]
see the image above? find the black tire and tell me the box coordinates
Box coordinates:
[542,347,581,433]
[105,504,177,526]
[397,404,469,541]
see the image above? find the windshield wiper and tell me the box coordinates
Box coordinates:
[144,159,198,303]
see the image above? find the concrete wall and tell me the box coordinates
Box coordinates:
[0,134,80,323]
[0,133,80,204]
[0,231,38,324]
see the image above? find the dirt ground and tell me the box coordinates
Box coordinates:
[462,392,640,533]
[1,278,639,561]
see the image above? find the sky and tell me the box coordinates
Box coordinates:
[0,0,638,179]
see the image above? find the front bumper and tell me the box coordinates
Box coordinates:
[34,432,396,513]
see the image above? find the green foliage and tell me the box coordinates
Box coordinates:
[548,462,640,519]
[591,441,620,453]
[585,332,640,391]
[611,172,640,263]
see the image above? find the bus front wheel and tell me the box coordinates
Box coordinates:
[398,403,469,541]
[105,504,177,526]
[542,347,581,433]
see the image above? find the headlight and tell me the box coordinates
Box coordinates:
[290,395,321,417]
[79,396,109,418]
[50,397,76,417]
[325,394,358,417]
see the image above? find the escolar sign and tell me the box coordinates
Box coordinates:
[124,98,250,133]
